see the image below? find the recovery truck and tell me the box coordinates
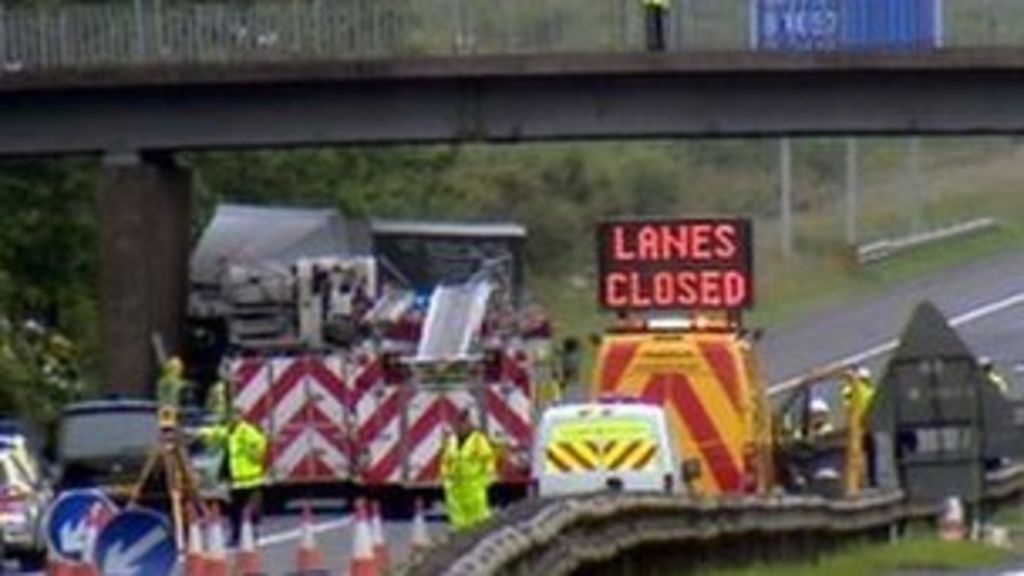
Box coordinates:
[187,205,554,509]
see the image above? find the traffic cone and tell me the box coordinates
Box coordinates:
[184,509,207,576]
[410,498,431,555]
[234,505,264,576]
[293,504,325,574]
[938,497,966,541]
[205,503,230,576]
[370,501,389,572]
[349,499,378,576]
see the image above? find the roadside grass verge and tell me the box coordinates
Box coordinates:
[695,538,1012,576]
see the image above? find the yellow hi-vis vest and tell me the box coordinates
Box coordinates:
[988,371,1009,394]
[441,430,496,530]
[204,420,268,490]
[441,430,496,485]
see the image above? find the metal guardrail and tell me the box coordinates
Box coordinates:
[1,0,1024,72]
[857,218,999,265]
[404,464,1024,576]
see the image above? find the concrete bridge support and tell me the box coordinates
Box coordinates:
[97,153,192,397]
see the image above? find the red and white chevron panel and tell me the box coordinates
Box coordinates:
[483,350,535,481]
[232,357,273,426]
[266,355,351,482]
[484,383,533,482]
[350,356,405,485]
[231,347,540,489]
[405,388,475,484]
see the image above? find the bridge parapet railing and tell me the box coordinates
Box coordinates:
[0,0,1022,72]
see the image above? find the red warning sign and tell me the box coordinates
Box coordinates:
[597,218,753,311]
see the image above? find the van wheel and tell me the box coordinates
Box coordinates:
[491,483,528,507]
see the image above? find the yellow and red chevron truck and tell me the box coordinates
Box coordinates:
[591,218,774,496]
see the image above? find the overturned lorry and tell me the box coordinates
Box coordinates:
[188,205,553,507]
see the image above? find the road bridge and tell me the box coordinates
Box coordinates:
[6,48,1024,393]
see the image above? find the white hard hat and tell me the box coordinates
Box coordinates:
[809,398,830,415]
[979,356,993,369]
[857,366,871,379]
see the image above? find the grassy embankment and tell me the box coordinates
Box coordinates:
[695,538,1012,576]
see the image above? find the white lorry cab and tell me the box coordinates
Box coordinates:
[533,401,683,497]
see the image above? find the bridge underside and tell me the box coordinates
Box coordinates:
[3,52,1024,156]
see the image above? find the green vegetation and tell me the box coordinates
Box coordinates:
[4,137,1024,431]
[698,538,1012,576]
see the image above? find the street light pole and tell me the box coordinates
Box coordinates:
[780,137,794,259]
[845,138,859,246]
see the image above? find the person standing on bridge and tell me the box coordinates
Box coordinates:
[442,408,497,530]
[643,0,670,52]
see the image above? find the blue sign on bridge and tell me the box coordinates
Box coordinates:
[94,508,177,576]
[753,0,943,51]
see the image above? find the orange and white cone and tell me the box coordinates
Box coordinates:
[349,499,378,576]
[410,498,431,555]
[294,504,325,574]
[370,501,389,572]
[233,505,263,576]
[184,509,207,576]
[205,504,230,576]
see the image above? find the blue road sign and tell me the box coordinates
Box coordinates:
[753,0,941,51]
[94,508,177,576]
[760,0,839,50]
[44,489,118,561]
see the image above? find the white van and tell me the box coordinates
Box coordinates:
[532,402,683,497]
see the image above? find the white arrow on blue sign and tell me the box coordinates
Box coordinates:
[94,508,177,576]
[44,489,118,562]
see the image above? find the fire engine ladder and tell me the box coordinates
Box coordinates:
[415,279,493,362]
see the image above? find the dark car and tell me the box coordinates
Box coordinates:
[55,400,161,502]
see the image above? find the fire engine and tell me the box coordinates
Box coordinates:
[188,205,553,509]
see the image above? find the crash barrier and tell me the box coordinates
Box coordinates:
[402,464,1024,576]
[856,218,997,265]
